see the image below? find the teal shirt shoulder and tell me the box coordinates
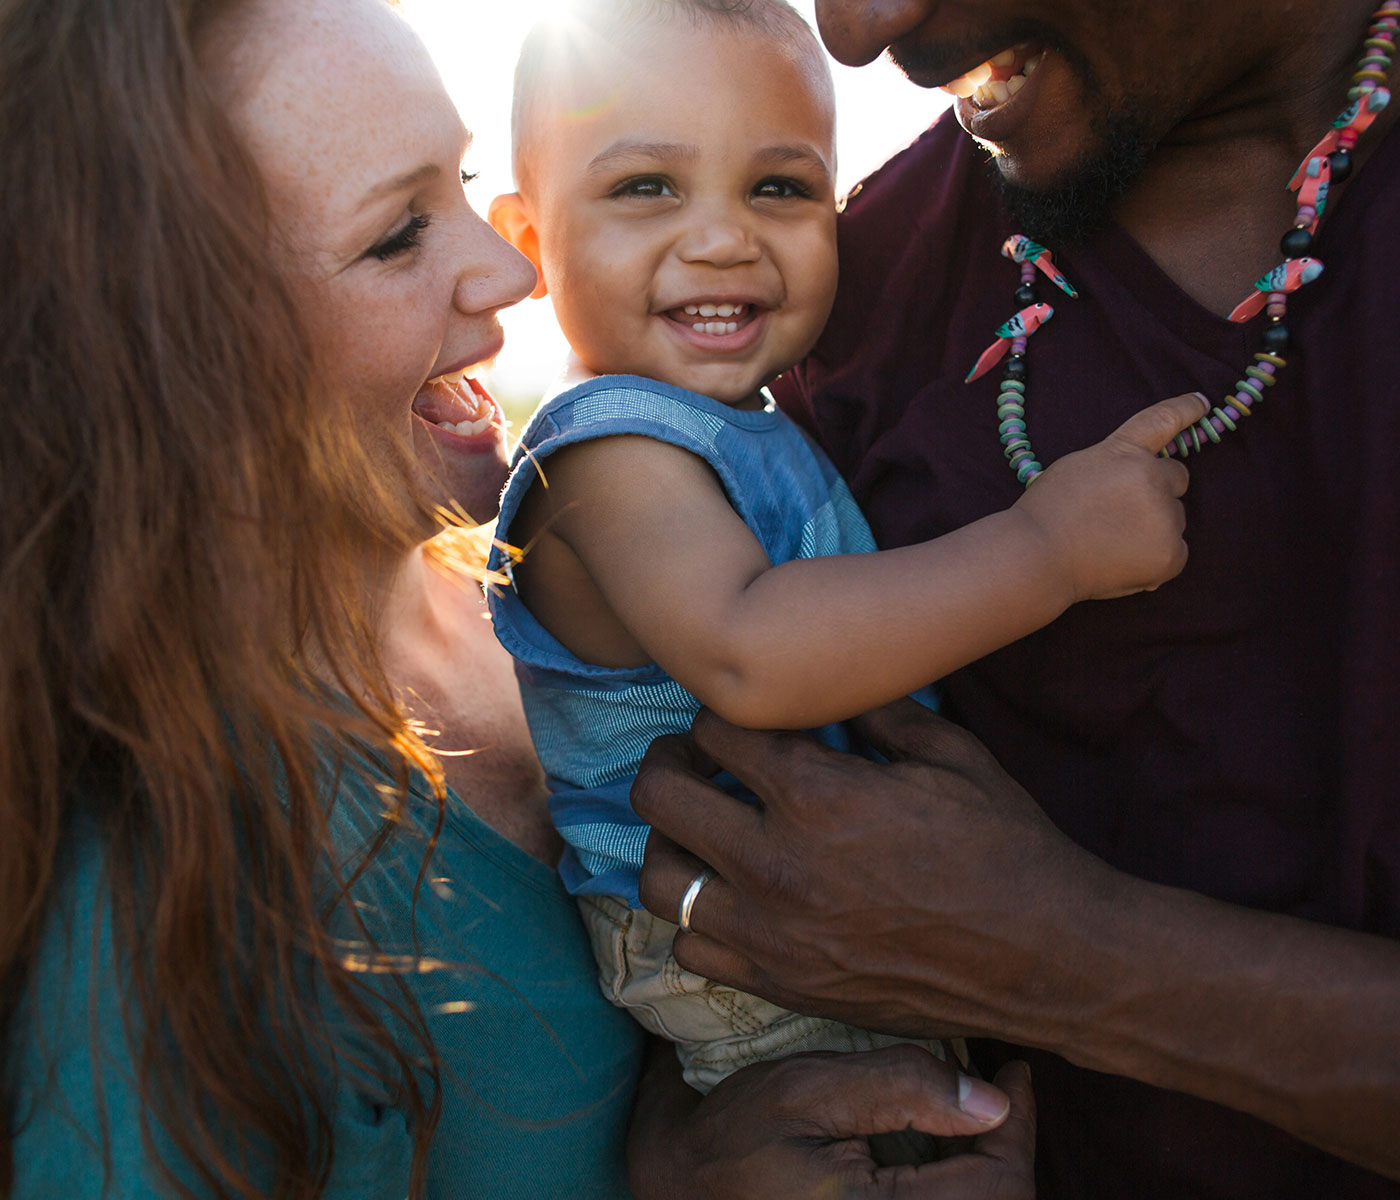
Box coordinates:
[8,758,645,1199]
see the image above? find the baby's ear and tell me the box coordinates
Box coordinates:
[489,193,549,300]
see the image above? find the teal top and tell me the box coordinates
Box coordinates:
[8,757,645,1198]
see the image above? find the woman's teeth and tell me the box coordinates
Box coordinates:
[681,302,747,336]
[436,415,494,436]
[941,47,1042,108]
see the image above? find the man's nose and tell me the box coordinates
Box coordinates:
[815,0,931,67]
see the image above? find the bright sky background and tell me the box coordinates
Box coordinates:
[399,0,951,417]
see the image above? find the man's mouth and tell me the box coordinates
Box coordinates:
[940,43,1044,110]
[662,300,760,338]
[411,368,501,439]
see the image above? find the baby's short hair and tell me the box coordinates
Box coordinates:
[511,0,833,197]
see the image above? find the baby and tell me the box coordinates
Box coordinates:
[486,0,1198,1102]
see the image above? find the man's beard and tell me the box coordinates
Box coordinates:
[988,108,1151,245]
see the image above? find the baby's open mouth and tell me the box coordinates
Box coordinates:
[940,43,1044,110]
[411,368,499,438]
[663,301,758,337]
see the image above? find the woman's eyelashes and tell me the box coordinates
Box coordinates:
[368,212,430,261]
[365,169,475,263]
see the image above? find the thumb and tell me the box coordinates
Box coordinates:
[809,1046,1012,1139]
[1109,391,1211,454]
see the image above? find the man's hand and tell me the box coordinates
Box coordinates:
[628,1043,1036,1200]
[636,701,1400,1179]
[636,698,1111,1047]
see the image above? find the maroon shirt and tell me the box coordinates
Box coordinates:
[775,113,1400,1199]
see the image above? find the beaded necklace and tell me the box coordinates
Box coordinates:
[967,5,1398,486]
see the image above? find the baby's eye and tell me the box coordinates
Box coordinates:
[461,168,479,188]
[753,177,813,200]
[367,212,430,261]
[611,175,676,199]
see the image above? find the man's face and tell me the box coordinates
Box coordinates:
[814,0,1229,234]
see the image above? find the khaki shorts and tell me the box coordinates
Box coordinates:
[578,892,953,1093]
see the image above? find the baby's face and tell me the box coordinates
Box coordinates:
[523,20,838,406]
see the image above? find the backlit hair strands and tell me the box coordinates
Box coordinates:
[0,1,446,1195]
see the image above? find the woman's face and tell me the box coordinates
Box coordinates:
[214,0,537,524]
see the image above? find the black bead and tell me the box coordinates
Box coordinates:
[1328,148,1352,183]
[1014,284,1037,305]
[1004,355,1028,380]
[1262,324,1290,353]
[1280,226,1313,258]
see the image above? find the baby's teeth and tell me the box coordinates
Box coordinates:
[699,303,718,317]
[725,322,737,334]
[1007,74,1026,95]
[991,48,1016,67]
[455,416,490,436]
[716,303,735,317]
[436,420,456,431]
[685,305,699,315]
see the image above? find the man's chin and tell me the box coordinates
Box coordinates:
[987,108,1151,246]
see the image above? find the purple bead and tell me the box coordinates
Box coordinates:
[1224,405,1240,420]
[1210,416,1226,433]
[1255,361,1276,375]
[1020,263,1035,283]
[1011,336,1028,353]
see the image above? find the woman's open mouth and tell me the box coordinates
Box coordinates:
[411,369,504,448]
[940,43,1044,111]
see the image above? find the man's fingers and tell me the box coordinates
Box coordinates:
[633,731,764,874]
[805,1045,1013,1140]
[848,698,984,770]
[685,708,849,807]
[1110,391,1211,454]
[972,1061,1037,1164]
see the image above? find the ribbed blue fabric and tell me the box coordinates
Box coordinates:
[488,375,890,906]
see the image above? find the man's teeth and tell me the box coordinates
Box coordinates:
[942,48,1042,107]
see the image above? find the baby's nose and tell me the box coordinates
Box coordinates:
[675,217,762,267]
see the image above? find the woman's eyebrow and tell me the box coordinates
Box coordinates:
[360,162,441,208]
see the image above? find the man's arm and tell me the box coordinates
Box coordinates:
[634,701,1400,1180]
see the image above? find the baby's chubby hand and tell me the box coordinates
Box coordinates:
[1013,392,1209,602]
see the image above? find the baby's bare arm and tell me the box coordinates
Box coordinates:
[523,394,1206,729]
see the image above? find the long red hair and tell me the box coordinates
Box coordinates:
[0,0,445,1194]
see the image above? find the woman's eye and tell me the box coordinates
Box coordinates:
[611,176,675,199]
[367,212,430,261]
[753,177,812,200]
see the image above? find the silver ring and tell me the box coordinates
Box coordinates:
[677,868,716,934]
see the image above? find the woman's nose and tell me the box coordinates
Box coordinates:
[453,209,538,315]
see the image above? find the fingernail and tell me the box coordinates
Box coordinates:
[1193,391,1210,413]
[958,1073,1010,1123]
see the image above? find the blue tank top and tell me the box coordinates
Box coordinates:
[488,375,883,905]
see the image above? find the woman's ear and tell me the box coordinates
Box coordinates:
[489,193,549,300]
